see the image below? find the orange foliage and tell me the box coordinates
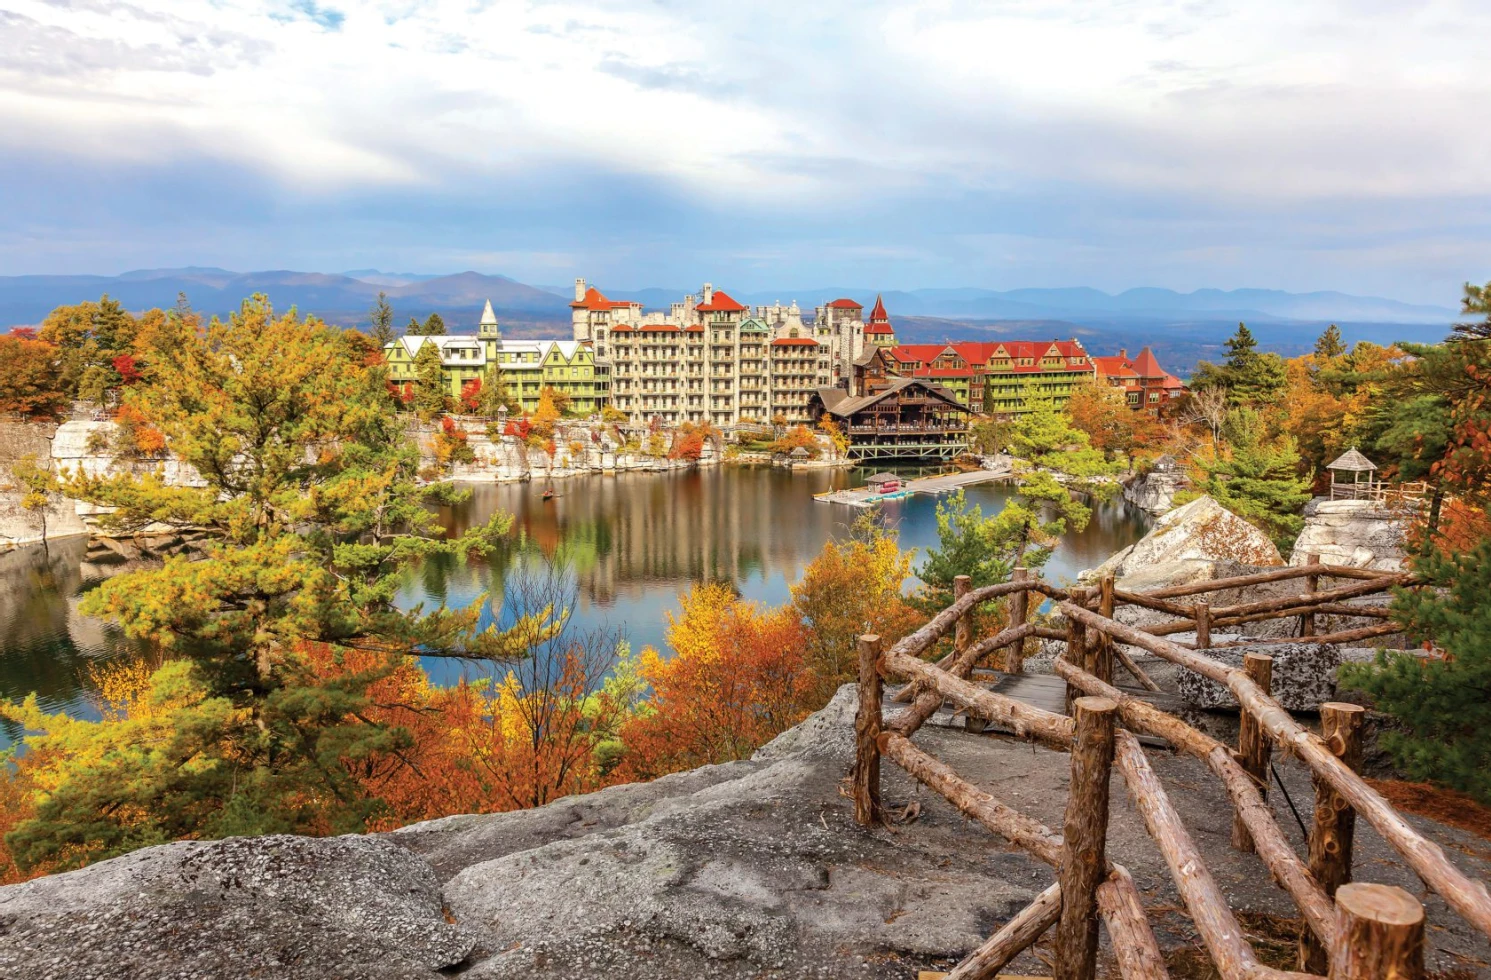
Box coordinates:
[115,402,166,455]
[614,584,813,781]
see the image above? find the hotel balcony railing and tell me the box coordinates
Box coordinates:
[846,422,967,435]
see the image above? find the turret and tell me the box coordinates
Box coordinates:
[478,299,500,339]
[574,278,587,302]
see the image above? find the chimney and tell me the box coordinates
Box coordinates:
[1119,348,1127,360]
[702,282,714,305]
[574,278,586,302]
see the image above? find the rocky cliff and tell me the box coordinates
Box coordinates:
[4,686,1489,979]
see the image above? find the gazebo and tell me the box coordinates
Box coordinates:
[1326,448,1378,499]
[866,472,901,494]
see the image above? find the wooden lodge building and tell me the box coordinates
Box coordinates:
[808,378,973,461]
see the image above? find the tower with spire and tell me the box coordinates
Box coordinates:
[865,294,896,348]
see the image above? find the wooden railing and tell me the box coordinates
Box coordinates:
[852,559,1485,980]
[1329,480,1430,503]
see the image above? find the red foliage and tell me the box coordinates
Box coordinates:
[668,430,706,461]
[111,354,141,385]
[503,419,532,439]
[460,378,483,413]
[9,327,37,340]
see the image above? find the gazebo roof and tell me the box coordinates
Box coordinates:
[789,446,811,457]
[867,472,899,484]
[1326,448,1378,472]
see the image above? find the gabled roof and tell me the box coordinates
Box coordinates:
[738,317,769,333]
[826,298,863,310]
[570,286,627,311]
[1327,448,1378,472]
[816,376,971,417]
[696,290,746,312]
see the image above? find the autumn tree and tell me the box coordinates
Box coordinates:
[530,387,562,440]
[767,424,819,457]
[1,295,542,872]
[790,510,924,704]
[1064,381,1169,469]
[477,362,518,416]
[614,583,812,781]
[7,454,62,549]
[38,296,144,403]
[0,332,69,418]
[368,291,396,347]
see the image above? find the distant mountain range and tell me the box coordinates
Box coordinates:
[0,268,1457,374]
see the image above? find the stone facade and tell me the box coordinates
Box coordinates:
[573,280,869,427]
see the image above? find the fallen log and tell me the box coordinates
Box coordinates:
[1053,658,1335,954]
[1062,601,1491,944]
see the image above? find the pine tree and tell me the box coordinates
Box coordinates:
[424,312,447,335]
[1224,322,1259,367]
[1452,281,1491,341]
[1313,323,1346,360]
[368,291,396,346]
[412,341,448,420]
[406,316,422,336]
[1339,537,1491,802]
[1191,409,1312,547]
[0,295,542,871]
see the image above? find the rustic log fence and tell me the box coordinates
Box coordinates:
[851,558,1485,980]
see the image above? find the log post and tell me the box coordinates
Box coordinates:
[1005,567,1031,673]
[853,634,883,827]
[953,576,987,733]
[1095,575,1116,686]
[1064,588,1089,715]
[1232,653,1274,853]
[1328,883,1424,980]
[945,883,1063,980]
[1194,600,1211,650]
[1302,553,1320,638]
[1301,701,1366,973]
[1054,697,1117,980]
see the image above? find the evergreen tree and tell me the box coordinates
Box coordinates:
[424,312,447,335]
[412,341,448,420]
[1,295,539,870]
[1339,537,1491,803]
[1190,408,1312,548]
[1452,281,1491,341]
[368,291,396,347]
[1314,323,1347,360]
[406,316,422,336]
[1224,321,1258,366]
[1193,322,1287,406]
[478,362,518,416]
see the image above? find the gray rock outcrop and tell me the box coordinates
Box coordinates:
[1174,642,1343,711]
[1087,495,1282,581]
[1122,467,1186,516]
[1289,497,1414,571]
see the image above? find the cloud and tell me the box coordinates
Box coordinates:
[0,0,1486,302]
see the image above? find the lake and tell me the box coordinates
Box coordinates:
[0,464,1152,747]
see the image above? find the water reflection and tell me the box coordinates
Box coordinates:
[1,465,1152,748]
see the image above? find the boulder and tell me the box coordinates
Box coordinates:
[1174,642,1341,712]
[1122,468,1187,516]
[0,834,475,980]
[1289,498,1413,572]
[1088,495,1282,581]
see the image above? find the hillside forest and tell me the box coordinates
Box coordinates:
[0,286,1488,883]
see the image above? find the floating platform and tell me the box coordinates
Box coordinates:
[814,461,1014,507]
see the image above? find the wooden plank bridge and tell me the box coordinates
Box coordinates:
[815,460,1015,507]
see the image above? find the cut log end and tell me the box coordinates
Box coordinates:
[1337,882,1424,928]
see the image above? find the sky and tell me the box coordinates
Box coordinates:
[1,0,1488,303]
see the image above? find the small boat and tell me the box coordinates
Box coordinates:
[542,486,556,501]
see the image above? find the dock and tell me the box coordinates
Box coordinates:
[814,459,1014,507]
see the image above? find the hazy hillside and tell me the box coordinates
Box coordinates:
[0,268,1454,370]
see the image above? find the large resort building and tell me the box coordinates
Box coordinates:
[571,279,881,427]
[383,286,1186,438]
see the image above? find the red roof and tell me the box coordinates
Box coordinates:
[869,294,889,321]
[771,338,819,347]
[1093,355,1136,377]
[826,298,863,310]
[914,368,973,378]
[570,286,628,310]
[683,324,704,333]
[611,324,632,333]
[1132,346,1165,378]
[864,322,895,335]
[639,324,680,333]
[696,290,746,312]
[1161,374,1186,389]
